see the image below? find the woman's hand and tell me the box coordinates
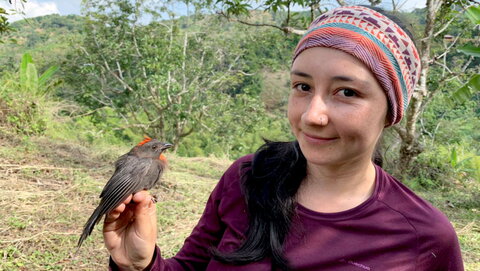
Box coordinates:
[103,190,157,271]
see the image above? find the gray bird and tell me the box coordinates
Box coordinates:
[78,137,172,247]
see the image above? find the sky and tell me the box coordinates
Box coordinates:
[1,0,427,22]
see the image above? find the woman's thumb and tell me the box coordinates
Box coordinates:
[133,193,157,238]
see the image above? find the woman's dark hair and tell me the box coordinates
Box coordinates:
[212,6,411,270]
[212,141,306,269]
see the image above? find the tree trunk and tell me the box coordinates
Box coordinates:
[397,0,444,174]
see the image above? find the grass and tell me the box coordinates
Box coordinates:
[0,131,478,270]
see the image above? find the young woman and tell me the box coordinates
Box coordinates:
[104,6,464,271]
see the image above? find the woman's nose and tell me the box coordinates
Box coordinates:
[302,95,329,126]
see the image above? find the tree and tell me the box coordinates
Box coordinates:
[76,0,258,150]
[214,0,383,35]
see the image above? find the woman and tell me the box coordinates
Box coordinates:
[105,6,463,271]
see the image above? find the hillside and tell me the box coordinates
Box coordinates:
[0,14,83,72]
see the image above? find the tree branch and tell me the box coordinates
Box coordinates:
[433,11,462,38]
[217,11,306,35]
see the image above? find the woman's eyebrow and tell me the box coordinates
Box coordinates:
[332,75,369,87]
[291,71,370,87]
[332,75,354,82]
[290,70,313,79]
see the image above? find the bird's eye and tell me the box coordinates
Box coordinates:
[152,145,157,150]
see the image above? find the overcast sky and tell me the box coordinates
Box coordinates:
[1,0,427,22]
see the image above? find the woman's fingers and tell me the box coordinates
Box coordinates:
[105,194,133,220]
[123,194,133,204]
[133,193,157,235]
[132,190,149,203]
[104,205,124,223]
[103,191,154,231]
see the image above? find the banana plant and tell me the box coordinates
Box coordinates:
[19,53,59,96]
[452,5,480,104]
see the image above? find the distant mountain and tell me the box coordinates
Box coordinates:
[8,14,84,48]
[0,14,84,72]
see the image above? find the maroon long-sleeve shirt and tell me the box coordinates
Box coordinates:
[110,154,464,270]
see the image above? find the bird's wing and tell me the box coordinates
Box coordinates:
[100,153,130,198]
[98,156,152,214]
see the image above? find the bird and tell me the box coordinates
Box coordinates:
[77,137,173,247]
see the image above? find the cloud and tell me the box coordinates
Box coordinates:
[0,0,60,22]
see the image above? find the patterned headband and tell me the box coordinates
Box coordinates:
[293,6,421,126]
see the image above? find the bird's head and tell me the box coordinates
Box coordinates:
[134,137,173,161]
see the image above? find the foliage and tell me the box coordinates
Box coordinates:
[0,53,58,135]
[403,88,480,187]
[1,0,27,39]
[68,0,294,155]
[465,4,480,24]
[451,5,480,104]
[0,5,9,37]
[0,14,83,73]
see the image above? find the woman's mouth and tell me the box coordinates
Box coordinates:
[302,132,338,144]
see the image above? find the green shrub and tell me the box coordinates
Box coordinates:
[405,143,479,189]
[0,53,58,135]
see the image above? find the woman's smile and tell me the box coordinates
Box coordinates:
[301,132,339,144]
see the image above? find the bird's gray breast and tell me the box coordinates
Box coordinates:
[143,158,164,189]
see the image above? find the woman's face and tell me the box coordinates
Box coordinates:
[288,47,388,167]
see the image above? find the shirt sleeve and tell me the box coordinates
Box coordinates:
[109,156,247,271]
[416,211,464,271]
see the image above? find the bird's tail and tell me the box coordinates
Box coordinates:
[77,206,104,248]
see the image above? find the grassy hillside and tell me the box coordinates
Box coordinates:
[0,130,230,270]
[0,130,478,270]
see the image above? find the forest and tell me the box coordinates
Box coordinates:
[0,0,479,270]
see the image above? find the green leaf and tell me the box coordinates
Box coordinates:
[465,5,480,25]
[25,63,39,93]
[457,45,480,57]
[450,147,457,168]
[450,75,480,105]
[451,85,472,104]
[20,53,33,87]
[467,74,480,91]
[38,65,59,87]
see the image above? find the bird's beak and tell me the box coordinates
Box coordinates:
[162,143,173,150]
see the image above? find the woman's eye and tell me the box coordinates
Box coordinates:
[294,83,311,92]
[338,88,357,97]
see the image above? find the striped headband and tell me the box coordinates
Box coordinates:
[293,6,420,126]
